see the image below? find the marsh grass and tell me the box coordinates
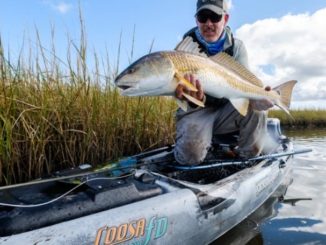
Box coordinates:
[0,17,176,185]
[269,109,326,128]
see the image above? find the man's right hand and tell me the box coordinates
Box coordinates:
[175,74,205,102]
[249,86,274,111]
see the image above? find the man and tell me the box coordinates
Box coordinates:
[174,0,273,165]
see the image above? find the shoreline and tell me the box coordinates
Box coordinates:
[268,110,326,129]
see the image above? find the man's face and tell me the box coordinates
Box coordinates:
[196,9,229,42]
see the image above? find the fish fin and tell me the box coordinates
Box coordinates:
[273,80,297,120]
[209,53,264,88]
[174,73,198,92]
[175,37,207,57]
[181,92,205,108]
[273,80,297,108]
[176,99,188,112]
[229,98,250,116]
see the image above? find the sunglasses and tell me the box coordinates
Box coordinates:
[196,12,223,23]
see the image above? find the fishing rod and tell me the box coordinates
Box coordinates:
[172,148,312,171]
[0,145,175,191]
[248,148,312,161]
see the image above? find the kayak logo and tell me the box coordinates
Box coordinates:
[94,216,168,245]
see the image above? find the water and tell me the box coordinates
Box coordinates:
[212,129,326,245]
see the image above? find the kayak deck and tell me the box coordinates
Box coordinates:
[0,173,163,236]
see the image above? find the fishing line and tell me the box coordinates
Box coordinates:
[0,170,136,208]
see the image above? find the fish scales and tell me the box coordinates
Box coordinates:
[165,51,273,100]
[164,52,203,74]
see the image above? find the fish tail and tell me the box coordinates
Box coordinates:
[273,80,297,119]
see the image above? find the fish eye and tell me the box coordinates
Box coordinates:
[127,68,136,74]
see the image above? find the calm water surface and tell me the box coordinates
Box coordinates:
[212,129,326,245]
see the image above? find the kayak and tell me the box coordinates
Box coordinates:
[0,118,310,245]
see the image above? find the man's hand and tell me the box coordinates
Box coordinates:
[175,74,204,102]
[250,86,274,111]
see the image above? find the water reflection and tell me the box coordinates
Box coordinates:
[212,129,326,244]
[262,217,325,245]
[211,196,279,245]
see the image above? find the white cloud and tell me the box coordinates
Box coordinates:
[235,8,326,108]
[53,2,73,14]
[42,1,73,14]
[226,0,233,12]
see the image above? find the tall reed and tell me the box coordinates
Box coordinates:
[0,17,176,185]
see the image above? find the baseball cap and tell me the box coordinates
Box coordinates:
[196,0,228,15]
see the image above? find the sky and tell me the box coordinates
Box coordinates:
[1,0,326,109]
